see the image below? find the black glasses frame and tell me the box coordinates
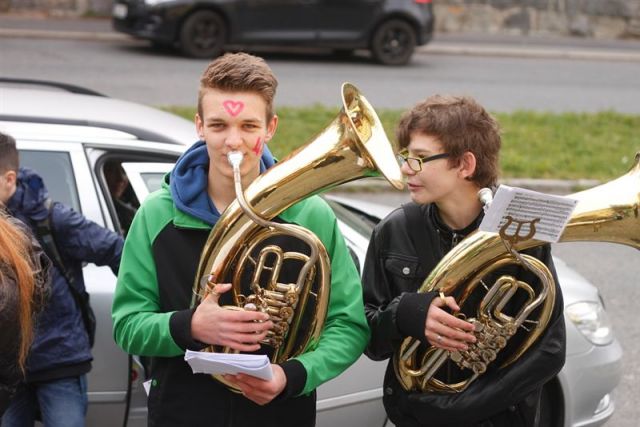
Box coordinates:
[396,151,450,172]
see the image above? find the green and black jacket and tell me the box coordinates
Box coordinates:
[112,179,369,427]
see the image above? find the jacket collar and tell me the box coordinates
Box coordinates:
[169,140,276,226]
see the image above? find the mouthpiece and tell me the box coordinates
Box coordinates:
[478,188,493,211]
[227,151,244,169]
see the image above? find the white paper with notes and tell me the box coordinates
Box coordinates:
[479,185,578,243]
[184,350,273,381]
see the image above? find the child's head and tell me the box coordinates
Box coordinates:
[104,161,129,200]
[0,132,19,205]
[396,95,501,188]
[195,53,279,183]
[198,52,278,122]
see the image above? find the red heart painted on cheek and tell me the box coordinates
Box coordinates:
[223,100,244,117]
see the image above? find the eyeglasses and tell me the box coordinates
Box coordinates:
[396,151,450,172]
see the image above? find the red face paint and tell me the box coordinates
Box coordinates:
[222,100,244,116]
[252,137,263,155]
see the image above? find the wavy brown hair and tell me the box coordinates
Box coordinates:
[396,95,501,188]
[0,213,37,371]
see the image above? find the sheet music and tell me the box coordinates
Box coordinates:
[184,350,273,381]
[479,185,578,243]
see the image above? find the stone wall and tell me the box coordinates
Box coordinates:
[3,0,640,39]
[435,0,640,38]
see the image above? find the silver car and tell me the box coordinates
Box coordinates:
[0,80,622,427]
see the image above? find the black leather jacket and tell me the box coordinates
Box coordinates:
[362,203,566,427]
[0,214,50,415]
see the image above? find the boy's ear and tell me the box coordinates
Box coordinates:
[2,170,17,186]
[0,170,18,203]
[265,115,279,142]
[195,113,204,139]
[459,152,477,180]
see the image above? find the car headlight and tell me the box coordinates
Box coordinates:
[566,301,614,345]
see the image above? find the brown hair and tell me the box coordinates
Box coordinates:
[396,95,501,188]
[0,132,19,174]
[0,213,37,371]
[198,52,278,121]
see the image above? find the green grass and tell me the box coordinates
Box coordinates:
[162,106,640,181]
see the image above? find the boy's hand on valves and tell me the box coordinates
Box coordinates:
[192,282,272,351]
[425,293,476,351]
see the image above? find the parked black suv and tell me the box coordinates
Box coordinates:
[112,0,434,65]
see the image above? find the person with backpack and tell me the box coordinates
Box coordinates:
[0,132,124,427]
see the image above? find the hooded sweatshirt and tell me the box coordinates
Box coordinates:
[112,141,369,427]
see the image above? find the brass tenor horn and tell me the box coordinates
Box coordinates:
[192,83,403,391]
[395,152,640,393]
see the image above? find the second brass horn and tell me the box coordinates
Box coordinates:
[395,152,640,393]
[191,83,403,391]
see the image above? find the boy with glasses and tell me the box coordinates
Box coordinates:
[362,95,566,426]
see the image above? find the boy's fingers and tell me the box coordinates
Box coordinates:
[443,296,460,312]
[204,282,232,305]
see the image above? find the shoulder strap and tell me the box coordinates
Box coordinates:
[34,199,96,347]
[402,202,441,269]
[35,198,75,287]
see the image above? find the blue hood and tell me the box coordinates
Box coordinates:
[170,140,276,226]
[7,168,50,222]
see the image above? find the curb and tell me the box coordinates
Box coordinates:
[0,28,130,42]
[419,43,640,62]
[335,177,600,195]
[1,26,639,63]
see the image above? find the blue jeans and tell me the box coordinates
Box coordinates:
[1,375,87,427]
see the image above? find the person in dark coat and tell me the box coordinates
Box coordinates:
[362,95,566,427]
[0,132,124,427]
[0,212,50,417]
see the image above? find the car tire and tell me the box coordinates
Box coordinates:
[179,10,226,59]
[371,19,416,66]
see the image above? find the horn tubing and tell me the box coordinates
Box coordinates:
[193,83,403,304]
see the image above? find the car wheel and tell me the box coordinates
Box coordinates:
[179,10,226,59]
[371,19,416,66]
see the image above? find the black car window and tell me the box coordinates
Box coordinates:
[19,150,80,212]
[325,199,375,239]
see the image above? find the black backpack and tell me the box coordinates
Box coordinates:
[35,198,97,347]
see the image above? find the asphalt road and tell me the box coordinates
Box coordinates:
[1,36,640,113]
